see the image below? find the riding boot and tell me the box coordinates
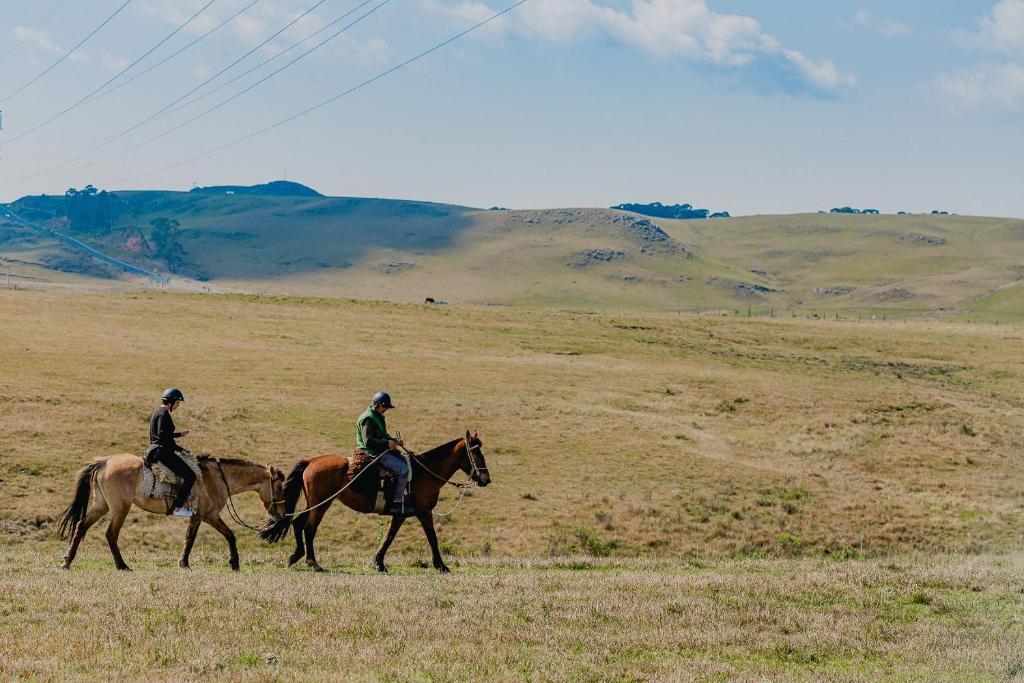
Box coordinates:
[386,499,417,516]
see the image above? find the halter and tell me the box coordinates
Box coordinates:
[465,441,488,479]
[216,459,284,532]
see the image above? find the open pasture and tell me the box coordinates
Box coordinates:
[0,290,1022,679]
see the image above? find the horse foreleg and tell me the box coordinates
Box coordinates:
[62,500,109,569]
[206,514,239,571]
[417,513,450,573]
[303,506,329,572]
[104,504,132,571]
[179,515,202,569]
[374,515,406,573]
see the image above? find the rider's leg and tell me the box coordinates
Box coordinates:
[155,450,197,510]
[378,451,409,504]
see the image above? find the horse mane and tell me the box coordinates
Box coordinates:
[415,438,463,462]
[197,454,260,468]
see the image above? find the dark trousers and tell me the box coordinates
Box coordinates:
[154,448,196,509]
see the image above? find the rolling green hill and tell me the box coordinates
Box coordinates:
[3,183,1023,318]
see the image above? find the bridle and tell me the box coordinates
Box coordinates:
[465,441,488,480]
[215,459,285,532]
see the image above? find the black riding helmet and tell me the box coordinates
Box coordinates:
[371,391,395,408]
[161,387,185,404]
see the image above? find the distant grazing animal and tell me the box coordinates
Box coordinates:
[261,432,489,573]
[424,297,436,304]
[56,455,285,571]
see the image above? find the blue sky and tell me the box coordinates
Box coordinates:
[0,0,1021,216]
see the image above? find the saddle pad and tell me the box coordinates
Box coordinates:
[137,457,200,510]
[151,451,203,486]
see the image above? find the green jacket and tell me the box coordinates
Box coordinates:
[356,407,391,456]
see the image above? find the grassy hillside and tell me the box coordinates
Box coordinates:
[4,187,1024,318]
[2,290,1022,679]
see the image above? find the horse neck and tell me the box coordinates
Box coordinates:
[418,440,465,488]
[215,460,267,495]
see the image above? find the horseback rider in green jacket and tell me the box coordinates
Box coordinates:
[356,391,417,516]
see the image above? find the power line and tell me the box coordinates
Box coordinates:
[44,0,334,169]
[155,0,389,127]
[112,0,530,185]
[1,0,262,159]
[0,0,75,64]
[37,0,387,178]
[5,0,219,144]
[0,0,136,105]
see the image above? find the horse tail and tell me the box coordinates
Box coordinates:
[56,460,103,540]
[261,459,309,543]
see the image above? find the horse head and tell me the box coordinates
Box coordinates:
[462,430,490,487]
[259,465,287,521]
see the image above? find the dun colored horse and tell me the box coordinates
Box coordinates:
[57,454,285,571]
[261,431,490,573]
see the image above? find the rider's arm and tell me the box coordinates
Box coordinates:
[361,420,391,453]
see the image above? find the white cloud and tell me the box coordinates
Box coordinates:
[978,0,1024,53]
[14,26,61,54]
[935,1,1024,109]
[934,62,1024,110]
[852,9,911,38]
[422,0,856,94]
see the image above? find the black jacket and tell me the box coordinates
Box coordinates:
[149,405,183,452]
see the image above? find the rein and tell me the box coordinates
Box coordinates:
[399,439,483,517]
[215,459,274,533]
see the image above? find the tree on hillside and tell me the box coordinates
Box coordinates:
[65,185,123,234]
[150,217,187,273]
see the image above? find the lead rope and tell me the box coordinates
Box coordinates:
[215,459,270,532]
[275,452,386,519]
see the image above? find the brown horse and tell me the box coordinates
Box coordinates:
[261,431,490,573]
[56,454,286,571]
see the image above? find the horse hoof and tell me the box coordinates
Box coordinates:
[376,564,388,574]
[437,564,451,574]
[311,564,326,573]
[287,553,302,567]
[117,565,132,572]
[179,561,190,569]
[230,563,240,572]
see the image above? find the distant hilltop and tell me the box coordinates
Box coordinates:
[612,202,730,220]
[189,180,323,197]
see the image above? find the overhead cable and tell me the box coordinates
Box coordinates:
[47,0,334,168]
[5,0,219,144]
[0,0,136,105]
[38,0,388,178]
[0,0,75,64]
[112,0,530,185]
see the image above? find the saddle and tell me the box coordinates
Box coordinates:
[348,450,409,515]
[137,450,203,513]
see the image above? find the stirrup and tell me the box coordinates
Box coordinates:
[171,507,194,518]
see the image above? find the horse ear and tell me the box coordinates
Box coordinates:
[465,430,472,445]
[269,465,278,477]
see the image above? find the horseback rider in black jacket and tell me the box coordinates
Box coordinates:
[148,388,195,517]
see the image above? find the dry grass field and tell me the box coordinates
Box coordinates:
[1,289,1022,679]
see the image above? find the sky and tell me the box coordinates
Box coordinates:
[0,0,1021,216]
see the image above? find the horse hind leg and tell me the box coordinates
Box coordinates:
[288,513,307,567]
[62,498,109,569]
[303,506,329,572]
[104,503,132,571]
